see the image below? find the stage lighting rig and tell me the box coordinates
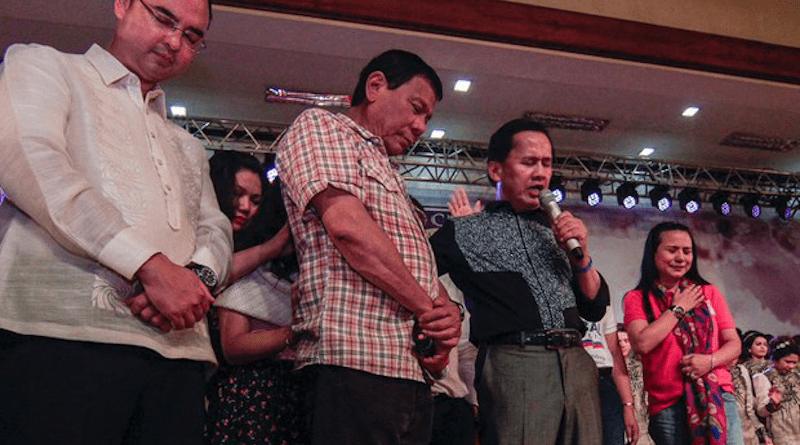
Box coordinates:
[580,180,602,207]
[710,191,731,216]
[616,182,639,209]
[741,194,761,218]
[774,196,791,220]
[678,188,701,214]
[648,186,672,212]
[549,176,566,203]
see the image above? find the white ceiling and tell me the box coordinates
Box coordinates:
[4,0,800,174]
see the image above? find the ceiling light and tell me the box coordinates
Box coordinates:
[170,105,187,117]
[710,191,731,216]
[774,196,791,220]
[430,129,446,139]
[682,106,700,117]
[549,176,565,203]
[741,194,761,218]
[648,186,672,211]
[616,182,639,209]
[678,188,701,213]
[580,180,602,207]
[639,147,655,157]
[454,79,472,92]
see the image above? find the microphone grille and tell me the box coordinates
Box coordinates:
[539,188,554,205]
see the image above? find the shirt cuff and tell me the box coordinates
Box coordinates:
[97,227,160,280]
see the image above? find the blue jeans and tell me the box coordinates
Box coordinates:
[649,392,744,445]
[723,391,744,445]
[598,369,625,445]
[649,398,688,445]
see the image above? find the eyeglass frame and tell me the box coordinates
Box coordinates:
[136,0,207,53]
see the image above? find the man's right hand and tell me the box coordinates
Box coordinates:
[127,253,214,330]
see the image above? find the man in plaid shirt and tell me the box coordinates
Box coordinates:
[277,50,462,444]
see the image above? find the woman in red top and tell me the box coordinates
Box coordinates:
[624,222,742,445]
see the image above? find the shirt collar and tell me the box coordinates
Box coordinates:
[84,44,167,118]
[332,112,386,156]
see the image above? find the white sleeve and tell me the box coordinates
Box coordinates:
[0,44,158,279]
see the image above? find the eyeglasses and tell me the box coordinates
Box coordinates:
[137,0,207,52]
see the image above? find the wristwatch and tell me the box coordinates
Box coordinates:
[187,264,218,290]
[669,305,686,320]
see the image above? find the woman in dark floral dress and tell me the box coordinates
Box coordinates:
[204,152,308,445]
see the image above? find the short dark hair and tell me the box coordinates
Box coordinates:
[635,222,710,322]
[487,118,553,164]
[486,118,554,186]
[351,49,443,107]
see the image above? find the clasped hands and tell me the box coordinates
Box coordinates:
[124,253,214,332]
[413,296,462,375]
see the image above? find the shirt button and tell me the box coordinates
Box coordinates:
[157,159,164,166]
[165,185,172,191]
[150,133,156,139]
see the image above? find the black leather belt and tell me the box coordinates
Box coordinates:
[488,328,583,349]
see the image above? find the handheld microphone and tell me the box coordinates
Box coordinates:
[539,189,584,260]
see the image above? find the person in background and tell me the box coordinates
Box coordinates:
[729,355,770,445]
[276,49,461,445]
[623,222,742,445]
[412,195,479,445]
[204,151,307,445]
[0,0,232,443]
[753,337,799,445]
[582,309,640,445]
[741,331,773,376]
[618,326,656,445]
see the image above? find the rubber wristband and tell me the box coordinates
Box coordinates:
[578,257,593,273]
[711,354,715,369]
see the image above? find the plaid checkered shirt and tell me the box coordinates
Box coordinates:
[276,108,438,383]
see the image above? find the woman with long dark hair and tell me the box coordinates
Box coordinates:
[204,151,307,445]
[623,222,742,445]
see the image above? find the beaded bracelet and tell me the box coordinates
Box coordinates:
[578,257,593,273]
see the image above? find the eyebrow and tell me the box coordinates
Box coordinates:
[154,4,206,38]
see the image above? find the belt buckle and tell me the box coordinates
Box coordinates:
[545,328,579,350]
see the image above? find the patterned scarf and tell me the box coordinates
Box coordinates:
[656,280,727,445]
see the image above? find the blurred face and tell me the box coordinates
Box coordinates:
[654,230,693,285]
[774,353,798,374]
[110,0,209,92]
[367,74,437,156]
[618,331,631,358]
[488,131,553,211]
[230,169,262,232]
[749,336,769,360]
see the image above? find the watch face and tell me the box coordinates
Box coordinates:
[190,265,217,289]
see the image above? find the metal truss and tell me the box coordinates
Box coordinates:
[173,116,800,211]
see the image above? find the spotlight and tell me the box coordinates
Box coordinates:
[580,180,602,207]
[648,186,672,212]
[774,196,791,220]
[678,188,701,213]
[549,176,566,203]
[710,191,731,216]
[741,194,761,218]
[616,182,639,209]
